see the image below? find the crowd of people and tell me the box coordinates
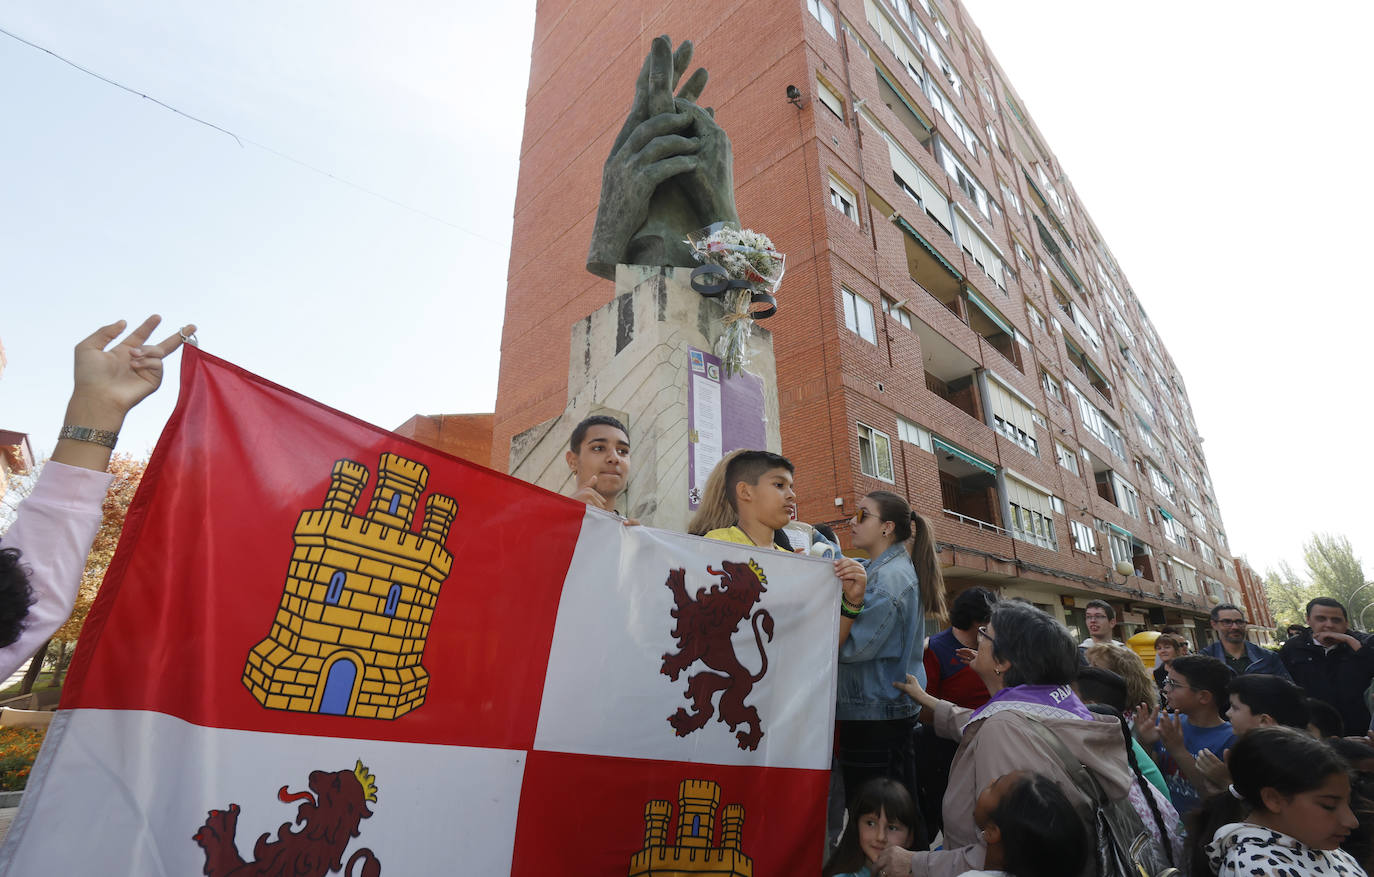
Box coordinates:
[7,321,1374,876]
[567,413,1374,876]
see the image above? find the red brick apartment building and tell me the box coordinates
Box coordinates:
[494,0,1259,645]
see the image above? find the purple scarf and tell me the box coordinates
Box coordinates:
[970,683,1094,722]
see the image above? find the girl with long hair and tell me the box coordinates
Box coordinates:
[823,777,918,877]
[836,490,947,849]
[1188,726,1365,876]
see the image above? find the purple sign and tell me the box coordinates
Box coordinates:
[686,346,768,509]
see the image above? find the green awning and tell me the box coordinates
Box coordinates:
[893,216,963,281]
[1157,507,1174,521]
[875,67,933,132]
[965,287,1014,337]
[932,437,996,476]
[1107,523,1134,539]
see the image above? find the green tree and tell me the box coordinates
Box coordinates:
[1304,533,1370,619]
[1264,561,1313,628]
[1263,534,1371,632]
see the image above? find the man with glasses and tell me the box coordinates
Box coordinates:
[1076,600,1122,665]
[1199,603,1290,680]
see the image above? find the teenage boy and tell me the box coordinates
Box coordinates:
[701,450,867,640]
[1080,600,1123,648]
[1135,654,1236,814]
[565,415,631,513]
[1194,673,1310,789]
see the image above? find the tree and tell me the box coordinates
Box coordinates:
[1305,533,1370,620]
[51,454,147,645]
[1262,534,1371,632]
[1263,561,1313,629]
[0,455,147,694]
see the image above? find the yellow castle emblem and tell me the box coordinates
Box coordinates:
[242,453,457,719]
[629,780,751,876]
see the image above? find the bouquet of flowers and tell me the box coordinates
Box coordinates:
[686,223,785,376]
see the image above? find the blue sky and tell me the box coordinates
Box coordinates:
[1,0,1370,579]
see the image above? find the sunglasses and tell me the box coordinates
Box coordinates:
[853,507,874,524]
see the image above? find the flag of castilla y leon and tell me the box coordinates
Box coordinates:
[0,348,841,875]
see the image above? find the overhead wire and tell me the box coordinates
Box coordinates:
[0,23,497,243]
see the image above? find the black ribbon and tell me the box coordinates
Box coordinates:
[689,264,777,320]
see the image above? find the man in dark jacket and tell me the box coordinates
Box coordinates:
[1279,597,1374,735]
[1199,603,1291,679]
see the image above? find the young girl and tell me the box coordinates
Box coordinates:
[823,778,917,877]
[1188,726,1367,876]
[957,772,1087,877]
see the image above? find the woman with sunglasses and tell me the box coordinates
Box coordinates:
[836,491,948,851]
[877,600,1138,877]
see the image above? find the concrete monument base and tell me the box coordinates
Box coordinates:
[509,264,780,533]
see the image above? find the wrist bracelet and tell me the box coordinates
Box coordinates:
[59,425,118,449]
[840,599,863,619]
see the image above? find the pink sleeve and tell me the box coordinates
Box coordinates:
[0,462,112,678]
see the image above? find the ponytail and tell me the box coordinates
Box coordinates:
[910,512,948,625]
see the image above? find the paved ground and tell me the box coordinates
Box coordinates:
[0,807,16,845]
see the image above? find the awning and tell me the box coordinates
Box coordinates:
[1157,507,1174,521]
[893,216,963,281]
[1107,522,1134,539]
[932,437,996,476]
[965,288,1014,338]
[874,67,933,132]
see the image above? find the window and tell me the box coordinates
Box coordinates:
[325,570,346,605]
[808,0,837,37]
[1070,519,1097,553]
[1066,382,1125,459]
[817,77,845,119]
[1055,441,1079,475]
[1108,531,1132,566]
[1014,240,1034,269]
[842,287,877,343]
[1171,557,1199,594]
[952,206,1006,290]
[830,176,858,223]
[858,422,895,481]
[897,416,933,451]
[1160,511,1187,547]
[934,139,989,215]
[1049,495,1066,514]
[985,373,1038,456]
[384,583,401,618]
[998,178,1023,216]
[1006,474,1057,550]
[884,132,952,232]
[1027,303,1047,333]
[1147,463,1175,502]
[1041,370,1063,403]
[1114,475,1140,519]
[882,295,913,329]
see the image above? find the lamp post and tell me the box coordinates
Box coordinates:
[1350,581,1374,633]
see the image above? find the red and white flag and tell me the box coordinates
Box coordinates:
[0,348,840,875]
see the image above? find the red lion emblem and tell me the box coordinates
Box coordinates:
[193,760,381,877]
[660,559,775,750]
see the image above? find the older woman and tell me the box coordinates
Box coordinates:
[876,601,1135,877]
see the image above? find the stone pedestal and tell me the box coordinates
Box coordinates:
[509,265,781,533]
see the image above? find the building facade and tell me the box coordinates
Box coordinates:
[495,0,1255,644]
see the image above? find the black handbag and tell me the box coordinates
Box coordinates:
[1021,715,1181,877]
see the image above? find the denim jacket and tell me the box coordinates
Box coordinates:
[836,545,925,721]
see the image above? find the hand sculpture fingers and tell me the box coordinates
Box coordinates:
[671,98,739,225]
[619,111,694,159]
[636,133,699,165]
[676,66,709,105]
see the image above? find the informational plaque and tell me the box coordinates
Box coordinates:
[687,347,768,510]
